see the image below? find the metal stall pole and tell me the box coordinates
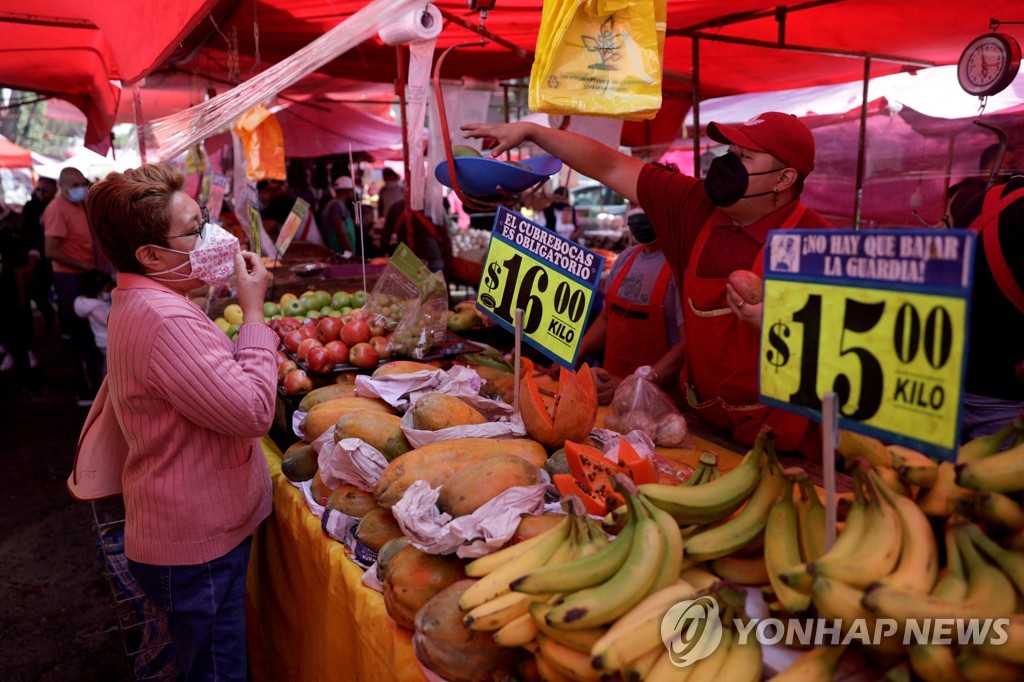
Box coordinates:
[852,57,871,230]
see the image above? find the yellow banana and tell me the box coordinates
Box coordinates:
[492,611,540,648]
[874,471,939,593]
[459,516,571,610]
[959,522,1024,596]
[463,591,534,631]
[956,648,1024,682]
[764,476,811,614]
[546,495,665,629]
[898,462,941,488]
[957,437,1024,492]
[765,645,846,681]
[590,580,700,672]
[620,648,662,682]
[975,491,1024,531]
[793,472,827,563]
[639,495,685,594]
[708,555,770,586]
[686,623,733,682]
[535,650,575,682]
[977,614,1024,665]
[645,649,692,682]
[875,464,912,497]
[529,602,607,655]
[465,515,571,577]
[957,418,1023,464]
[917,461,973,517]
[908,644,962,682]
[639,428,772,526]
[683,449,785,563]
[714,621,762,682]
[930,525,968,601]
[838,429,891,468]
[888,444,939,470]
[536,633,601,682]
[679,567,721,591]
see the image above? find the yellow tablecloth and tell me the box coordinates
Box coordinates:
[247,426,743,681]
[247,437,427,682]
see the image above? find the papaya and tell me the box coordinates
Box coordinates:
[410,393,488,432]
[355,507,405,553]
[437,455,543,517]
[334,410,411,461]
[513,513,566,542]
[374,439,548,510]
[298,395,397,440]
[376,536,411,582]
[383,546,466,630]
[310,469,337,506]
[413,580,525,682]
[325,484,378,518]
[281,441,318,482]
[297,382,357,412]
[372,360,438,378]
[544,448,570,478]
[519,358,598,450]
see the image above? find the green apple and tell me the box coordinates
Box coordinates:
[271,314,284,320]
[332,291,352,309]
[280,292,299,307]
[283,299,306,318]
[299,294,320,313]
[341,306,353,315]
[314,290,332,309]
[326,309,343,317]
[214,317,232,334]
[263,301,281,317]
[306,309,321,319]
[320,305,334,316]
[352,290,367,308]
[227,323,241,337]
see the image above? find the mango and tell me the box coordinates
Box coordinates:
[728,269,764,305]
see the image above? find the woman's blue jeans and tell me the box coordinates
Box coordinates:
[128,537,252,681]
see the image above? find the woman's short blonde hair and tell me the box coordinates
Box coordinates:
[86,163,185,274]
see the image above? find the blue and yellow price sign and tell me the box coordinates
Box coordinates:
[759,229,975,459]
[477,207,605,368]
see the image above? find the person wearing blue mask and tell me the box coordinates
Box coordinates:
[44,166,102,405]
[574,208,686,404]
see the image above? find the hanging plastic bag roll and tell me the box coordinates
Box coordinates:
[378,3,442,45]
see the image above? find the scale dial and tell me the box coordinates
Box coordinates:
[957,32,1022,97]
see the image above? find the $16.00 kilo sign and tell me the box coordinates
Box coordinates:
[759,229,975,459]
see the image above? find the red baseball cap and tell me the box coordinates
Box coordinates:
[707,112,815,176]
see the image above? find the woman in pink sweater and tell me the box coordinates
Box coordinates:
[87,164,278,681]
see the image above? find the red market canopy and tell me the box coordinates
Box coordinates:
[0,135,32,169]
[0,1,1022,150]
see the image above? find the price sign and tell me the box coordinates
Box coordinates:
[477,207,605,368]
[760,229,975,459]
[206,174,229,224]
[275,198,310,257]
[247,203,263,257]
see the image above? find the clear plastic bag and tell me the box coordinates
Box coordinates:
[362,261,419,332]
[604,366,694,448]
[389,270,449,359]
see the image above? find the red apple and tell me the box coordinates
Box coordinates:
[341,318,371,346]
[368,335,391,360]
[316,316,343,344]
[299,323,317,339]
[276,317,301,340]
[324,340,351,366]
[297,337,323,361]
[274,349,290,366]
[278,359,299,383]
[349,342,379,369]
[283,329,306,354]
[368,319,386,337]
[283,368,314,395]
[305,346,336,374]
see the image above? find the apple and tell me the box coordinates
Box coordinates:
[324,340,351,365]
[352,290,367,308]
[326,309,343,318]
[306,310,322,320]
[332,291,352,309]
[314,290,332,309]
[283,368,314,395]
[349,342,379,369]
[368,319,386,337]
[300,294,321,313]
[341,318,371,346]
[317,316,343,344]
[305,345,336,374]
[368,335,391,360]
[297,337,323,361]
[274,349,290,366]
[283,299,306,318]
[279,292,299,307]
[447,310,479,332]
[278,360,299,382]
[283,329,306,354]
[263,301,281,317]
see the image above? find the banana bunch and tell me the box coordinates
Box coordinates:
[639,427,776,528]
[682,450,721,487]
[956,417,1024,493]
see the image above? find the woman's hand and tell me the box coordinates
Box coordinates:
[726,282,762,328]
[591,366,623,405]
[235,251,270,324]
[461,122,534,158]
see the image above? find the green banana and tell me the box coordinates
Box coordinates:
[957,417,1023,464]
[545,494,665,630]
[682,450,720,487]
[765,476,811,614]
[684,451,784,563]
[639,428,771,525]
[465,515,571,577]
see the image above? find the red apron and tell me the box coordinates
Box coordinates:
[681,203,820,458]
[604,248,674,380]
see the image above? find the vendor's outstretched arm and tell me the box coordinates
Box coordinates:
[461,122,644,204]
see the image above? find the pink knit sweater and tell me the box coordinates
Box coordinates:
[107,274,278,565]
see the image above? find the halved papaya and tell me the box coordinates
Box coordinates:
[551,474,606,517]
[518,359,598,450]
[563,440,627,514]
[616,440,658,485]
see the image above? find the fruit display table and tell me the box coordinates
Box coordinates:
[246,423,746,681]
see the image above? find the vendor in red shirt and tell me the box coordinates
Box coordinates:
[463,112,832,459]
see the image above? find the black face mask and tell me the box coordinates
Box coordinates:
[628,215,657,244]
[704,152,784,207]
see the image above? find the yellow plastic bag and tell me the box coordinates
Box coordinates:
[232,104,286,182]
[529,0,666,120]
